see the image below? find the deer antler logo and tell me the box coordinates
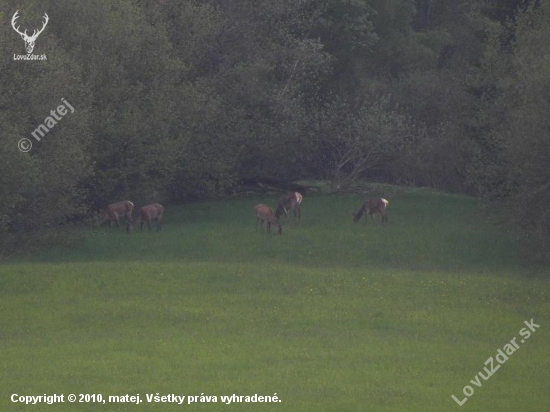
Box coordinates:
[11,11,49,54]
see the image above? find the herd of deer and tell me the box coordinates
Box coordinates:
[96,201,164,233]
[96,194,389,235]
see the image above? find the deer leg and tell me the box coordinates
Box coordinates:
[156,217,162,231]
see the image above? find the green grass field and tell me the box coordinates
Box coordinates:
[1,188,549,411]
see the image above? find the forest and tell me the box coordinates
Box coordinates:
[1,0,549,260]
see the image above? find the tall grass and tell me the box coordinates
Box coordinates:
[1,189,548,411]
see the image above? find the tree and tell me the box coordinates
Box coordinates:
[0,3,91,231]
[470,1,550,260]
[307,96,413,192]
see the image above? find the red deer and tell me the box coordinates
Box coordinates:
[275,191,303,222]
[97,200,134,228]
[353,198,389,224]
[127,203,165,232]
[254,204,283,235]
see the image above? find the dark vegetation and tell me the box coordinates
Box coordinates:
[1,0,549,260]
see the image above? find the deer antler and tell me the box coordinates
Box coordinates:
[11,11,28,38]
[29,13,49,40]
[11,11,49,41]
[11,11,49,54]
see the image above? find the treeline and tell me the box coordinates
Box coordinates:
[0,0,548,260]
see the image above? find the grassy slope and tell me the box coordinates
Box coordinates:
[1,189,549,411]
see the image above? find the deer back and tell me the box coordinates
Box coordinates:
[109,200,134,216]
[255,204,276,223]
[366,198,388,214]
[98,201,134,225]
[353,198,389,222]
[276,192,302,217]
[138,203,164,221]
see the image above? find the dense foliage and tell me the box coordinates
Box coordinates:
[1,0,548,259]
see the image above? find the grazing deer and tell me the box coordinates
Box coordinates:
[353,198,389,224]
[97,200,134,228]
[254,204,283,235]
[275,191,303,222]
[127,203,165,232]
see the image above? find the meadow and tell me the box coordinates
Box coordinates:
[1,188,549,411]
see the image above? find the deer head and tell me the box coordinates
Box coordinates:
[11,11,49,54]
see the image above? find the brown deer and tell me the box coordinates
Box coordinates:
[97,200,134,228]
[353,198,389,224]
[254,204,283,235]
[275,191,303,222]
[127,203,165,233]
